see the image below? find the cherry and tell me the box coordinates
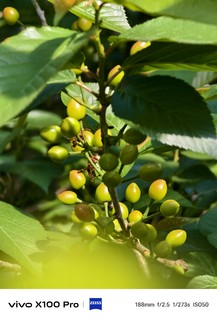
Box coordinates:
[57,190,77,204]
[40,125,62,144]
[119,144,138,165]
[95,182,111,203]
[69,169,86,189]
[148,179,167,201]
[107,65,124,87]
[99,153,119,171]
[111,202,129,219]
[131,221,149,239]
[130,41,151,56]
[128,210,143,223]
[47,145,68,162]
[79,222,98,240]
[166,229,187,248]
[144,224,157,242]
[125,182,141,203]
[3,7,19,25]
[139,163,162,182]
[93,128,112,147]
[154,240,172,258]
[60,117,80,138]
[53,0,77,11]
[123,127,146,145]
[160,199,180,217]
[74,203,95,222]
[102,171,122,188]
[77,17,93,31]
[67,98,86,120]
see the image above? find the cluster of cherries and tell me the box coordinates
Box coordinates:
[40,94,187,269]
[1,3,187,271]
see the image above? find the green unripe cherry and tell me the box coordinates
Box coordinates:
[57,190,77,204]
[69,169,86,189]
[154,240,172,258]
[123,127,146,145]
[40,125,62,143]
[111,202,129,219]
[3,7,20,25]
[139,163,162,182]
[71,210,82,224]
[131,221,149,239]
[47,145,68,162]
[67,98,86,120]
[79,222,98,240]
[77,17,93,31]
[93,128,112,147]
[130,41,151,56]
[125,182,141,203]
[99,153,119,171]
[102,171,122,188]
[128,210,143,224]
[107,65,125,87]
[120,144,138,165]
[95,182,111,203]
[53,0,77,12]
[144,224,157,242]
[160,199,180,217]
[148,179,167,201]
[166,229,187,248]
[60,117,80,138]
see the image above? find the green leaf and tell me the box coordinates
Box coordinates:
[124,42,217,72]
[0,158,63,193]
[201,85,217,101]
[155,217,196,232]
[192,72,217,88]
[110,16,217,45]
[112,75,217,159]
[185,252,217,278]
[48,0,130,33]
[25,110,62,130]
[0,26,90,127]
[199,207,217,236]
[114,0,217,25]
[71,1,130,33]
[187,275,217,289]
[0,201,46,272]
[0,129,20,154]
[207,234,217,250]
[26,70,76,112]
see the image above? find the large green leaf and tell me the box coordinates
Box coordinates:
[0,26,89,127]
[123,42,217,72]
[187,275,217,289]
[107,0,217,25]
[48,0,130,33]
[199,207,217,237]
[26,70,76,112]
[112,75,217,158]
[0,201,47,272]
[110,16,217,45]
[185,252,217,278]
[0,157,63,192]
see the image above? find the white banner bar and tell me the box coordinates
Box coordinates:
[0,289,216,320]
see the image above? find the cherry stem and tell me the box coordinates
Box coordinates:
[108,187,129,236]
[31,0,48,26]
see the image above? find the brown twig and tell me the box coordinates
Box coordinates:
[31,0,48,26]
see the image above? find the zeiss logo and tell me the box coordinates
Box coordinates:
[89,298,102,310]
